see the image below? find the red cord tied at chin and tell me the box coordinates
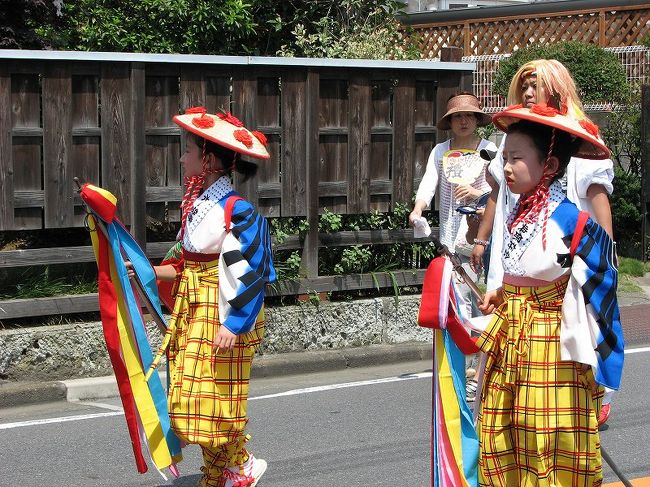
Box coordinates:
[234,129,253,148]
[251,130,267,146]
[530,103,559,117]
[217,111,244,127]
[579,119,600,138]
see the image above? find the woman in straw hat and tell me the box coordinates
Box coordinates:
[410,92,496,320]
[470,59,617,425]
[473,101,624,486]
[152,107,275,487]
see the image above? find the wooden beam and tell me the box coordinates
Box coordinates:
[130,62,146,248]
[0,270,427,319]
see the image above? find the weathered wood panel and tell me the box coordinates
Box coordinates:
[280,70,307,216]
[347,74,371,213]
[0,64,13,230]
[130,63,146,247]
[101,64,132,224]
[232,69,258,204]
[392,75,416,208]
[71,74,100,226]
[11,72,42,229]
[256,77,281,216]
[370,81,393,212]
[43,65,74,228]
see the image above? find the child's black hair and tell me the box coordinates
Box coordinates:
[189,132,258,182]
[506,120,581,181]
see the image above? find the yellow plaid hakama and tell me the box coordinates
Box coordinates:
[475,278,604,487]
[164,258,264,486]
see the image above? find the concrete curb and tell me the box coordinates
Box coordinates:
[0,342,433,408]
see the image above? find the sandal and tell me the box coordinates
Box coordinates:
[466,379,478,402]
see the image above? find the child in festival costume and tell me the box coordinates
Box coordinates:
[410,92,496,319]
[152,107,275,487]
[475,101,624,486]
[470,59,616,423]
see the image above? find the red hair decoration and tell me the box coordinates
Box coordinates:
[191,113,215,129]
[530,103,559,117]
[252,130,267,146]
[234,129,253,148]
[579,119,600,138]
[185,106,207,115]
[217,112,244,127]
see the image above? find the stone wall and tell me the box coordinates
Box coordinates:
[0,295,431,381]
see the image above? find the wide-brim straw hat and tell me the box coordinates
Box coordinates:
[173,107,270,160]
[437,94,492,130]
[492,103,610,160]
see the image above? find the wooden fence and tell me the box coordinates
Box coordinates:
[0,48,473,320]
[402,1,650,58]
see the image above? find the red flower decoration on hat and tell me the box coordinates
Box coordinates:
[234,129,253,148]
[505,103,523,111]
[185,106,207,115]
[252,130,267,146]
[530,103,559,117]
[217,112,244,127]
[191,113,215,129]
[579,119,600,138]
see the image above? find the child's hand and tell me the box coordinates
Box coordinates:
[124,261,135,279]
[470,245,484,273]
[479,288,503,315]
[213,326,237,353]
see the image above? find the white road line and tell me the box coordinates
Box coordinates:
[0,411,123,430]
[2,346,649,431]
[0,372,431,430]
[249,372,432,401]
[625,346,650,355]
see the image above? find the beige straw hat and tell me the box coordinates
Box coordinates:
[437,94,492,130]
[492,103,610,160]
[173,107,270,160]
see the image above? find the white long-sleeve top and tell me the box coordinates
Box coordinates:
[415,138,497,250]
[486,137,615,291]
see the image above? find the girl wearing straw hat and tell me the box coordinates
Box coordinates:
[151,107,275,487]
[471,60,617,425]
[410,92,496,320]
[474,101,624,486]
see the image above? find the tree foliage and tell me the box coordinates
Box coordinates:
[493,42,630,105]
[0,0,61,49]
[28,0,414,59]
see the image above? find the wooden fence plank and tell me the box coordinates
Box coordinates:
[392,74,416,208]
[347,74,371,213]
[232,69,258,203]
[256,77,281,217]
[0,63,13,230]
[302,70,321,278]
[11,72,42,229]
[71,74,100,226]
[101,64,132,225]
[43,65,74,228]
[130,63,146,247]
[281,70,307,216]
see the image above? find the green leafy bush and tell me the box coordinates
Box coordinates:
[493,42,630,105]
[611,167,642,258]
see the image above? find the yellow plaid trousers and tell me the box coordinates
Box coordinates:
[475,278,604,487]
[164,258,264,486]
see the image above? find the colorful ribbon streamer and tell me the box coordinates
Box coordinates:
[82,183,182,477]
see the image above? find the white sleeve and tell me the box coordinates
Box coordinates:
[488,137,506,184]
[415,144,441,208]
[571,157,614,198]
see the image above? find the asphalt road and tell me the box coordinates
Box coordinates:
[1,350,649,487]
